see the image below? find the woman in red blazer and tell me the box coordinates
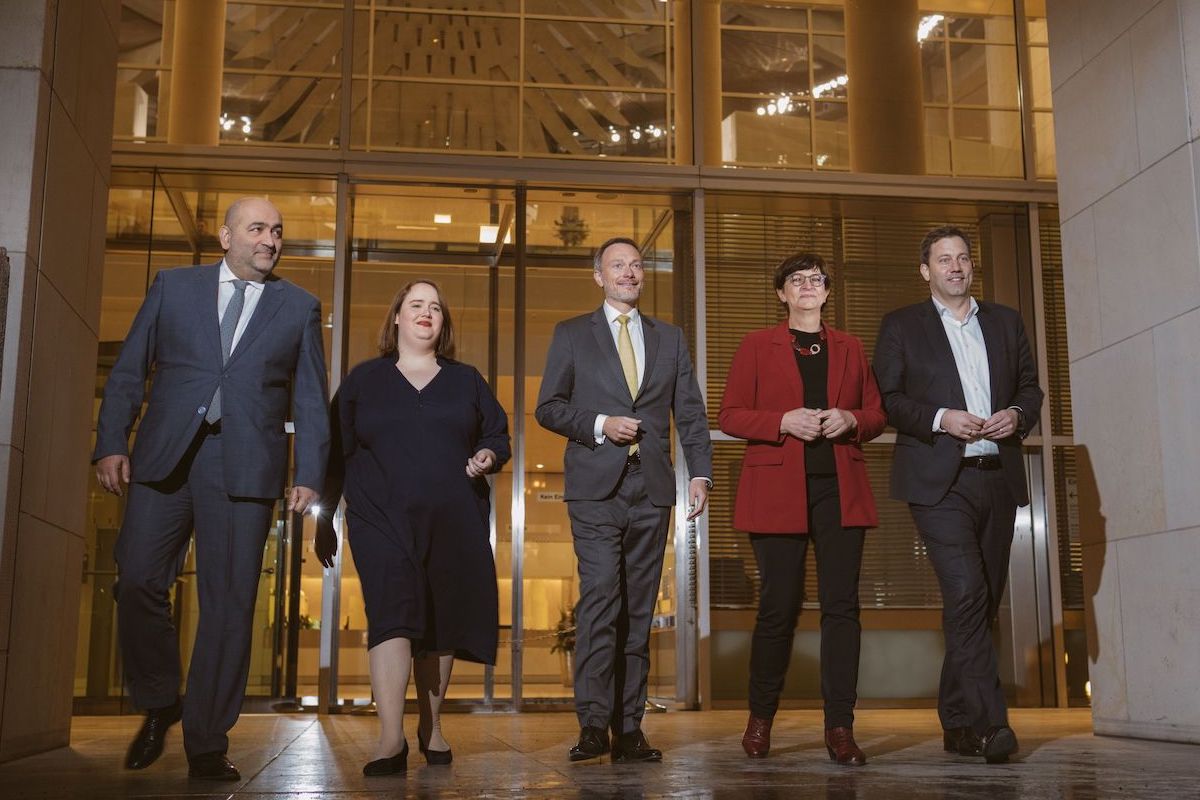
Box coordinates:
[718,253,885,766]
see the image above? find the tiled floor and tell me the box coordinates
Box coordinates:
[0,709,1195,799]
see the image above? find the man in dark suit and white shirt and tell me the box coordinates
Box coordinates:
[93,197,330,780]
[873,225,1043,764]
[536,237,713,763]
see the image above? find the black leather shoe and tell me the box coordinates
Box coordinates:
[363,740,409,776]
[417,730,453,765]
[124,699,182,770]
[982,725,1018,764]
[187,752,240,781]
[612,729,663,763]
[943,727,983,757]
[568,726,610,762]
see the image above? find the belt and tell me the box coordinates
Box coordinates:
[625,450,641,468]
[201,419,222,436]
[961,455,1001,470]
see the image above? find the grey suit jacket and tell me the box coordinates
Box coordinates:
[94,263,330,499]
[535,307,712,506]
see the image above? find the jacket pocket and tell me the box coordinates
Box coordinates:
[742,446,785,466]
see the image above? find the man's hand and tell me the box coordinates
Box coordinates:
[314,518,337,568]
[95,455,130,496]
[978,408,1021,441]
[466,448,497,478]
[818,408,858,440]
[289,485,319,515]
[687,477,710,520]
[940,409,985,441]
[780,408,824,441]
[603,415,642,445]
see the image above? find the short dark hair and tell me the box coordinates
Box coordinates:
[773,252,830,291]
[593,236,641,270]
[921,225,973,266]
[377,280,455,358]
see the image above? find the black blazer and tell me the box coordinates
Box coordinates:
[94,263,331,498]
[873,299,1043,507]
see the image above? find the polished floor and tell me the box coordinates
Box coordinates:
[0,709,1195,799]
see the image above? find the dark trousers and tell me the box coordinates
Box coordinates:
[909,465,1016,734]
[114,429,275,757]
[567,462,672,735]
[748,474,865,729]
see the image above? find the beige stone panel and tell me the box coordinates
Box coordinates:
[49,0,83,131]
[0,446,22,645]
[0,69,48,259]
[1046,0,1086,90]
[1093,145,1200,345]
[1078,0,1162,63]
[1050,37,1140,218]
[1060,207,1102,361]
[1115,528,1200,733]
[0,0,51,71]
[1069,334,1166,541]
[0,250,38,452]
[0,515,81,762]
[1131,0,1190,168]
[73,0,119,175]
[1153,309,1200,530]
[1081,538,1128,726]
[84,178,109,335]
[19,275,99,536]
[39,95,96,317]
[1182,0,1200,139]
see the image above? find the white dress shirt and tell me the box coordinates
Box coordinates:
[218,260,265,356]
[593,302,646,440]
[930,296,999,457]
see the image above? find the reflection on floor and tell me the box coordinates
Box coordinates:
[1,709,1194,799]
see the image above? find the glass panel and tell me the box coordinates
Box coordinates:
[220,75,342,146]
[924,107,951,174]
[812,9,844,33]
[113,69,168,140]
[354,11,520,80]
[353,80,521,152]
[812,35,847,97]
[921,40,949,104]
[722,3,809,29]
[118,0,174,66]
[522,191,680,702]
[949,43,1019,107]
[1033,111,1056,179]
[951,108,1023,177]
[812,101,848,170]
[720,29,810,96]
[525,0,668,21]
[720,96,812,167]
[523,88,670,158]
[365,0,520,10]
[1027,16,1049,46]
[1029,45,1053,109]
[225,4,342,74]
[525,21,667,89]
[944,13,1015,44]
[341,185,516,702]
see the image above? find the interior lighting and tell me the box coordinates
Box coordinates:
[918,14,944,42]
[812,74,848,99]
[478,224,512,244]
[433,213,452,224]
[756,106,766,116]
[631,129,642,140]
[609,131,621,143]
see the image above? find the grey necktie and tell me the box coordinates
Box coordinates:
[206,279,248,423]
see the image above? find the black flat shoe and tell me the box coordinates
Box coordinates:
[417,730,453,765]
[363,741,409,776]
[187,751,240,781]
[125,699,182,770]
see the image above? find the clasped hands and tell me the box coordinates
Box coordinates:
[780,407,857,441]
[940,408,1020,442]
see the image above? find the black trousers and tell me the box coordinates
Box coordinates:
[909,464,1016,734]
[567,462,672,735]
[748,474,865,728]
[114,429,275,757]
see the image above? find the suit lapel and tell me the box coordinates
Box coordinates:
[976,303,1006,410]
[637,314,660,400]
[921,300,969,410]
[226,278,285,368]
[199,264,224,363]
[825,324,848,408]
[590,308,633,400]
[770,322,805,405]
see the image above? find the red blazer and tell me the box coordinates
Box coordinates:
[718,322,886,533]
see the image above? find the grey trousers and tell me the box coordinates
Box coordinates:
[114,429,274,757]
[567,462,672,735]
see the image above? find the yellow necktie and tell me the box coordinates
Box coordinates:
[617,314,639,454]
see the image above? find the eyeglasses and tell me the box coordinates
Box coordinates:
[785,274,828,288]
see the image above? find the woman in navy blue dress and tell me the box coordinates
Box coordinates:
[316,280,509,775]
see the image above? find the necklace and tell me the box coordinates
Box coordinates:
[790,325,827,357]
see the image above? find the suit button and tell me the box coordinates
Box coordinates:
[197,406,207,415]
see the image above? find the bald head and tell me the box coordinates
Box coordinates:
[219,197,283,281]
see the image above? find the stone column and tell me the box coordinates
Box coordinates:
[691,0,723,166]
[843,0,925,174]
[167,0,227,145]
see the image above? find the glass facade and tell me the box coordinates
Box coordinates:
[83,0,1075,713]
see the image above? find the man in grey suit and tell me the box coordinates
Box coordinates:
[536,237,713,763]
[93,197,330,780]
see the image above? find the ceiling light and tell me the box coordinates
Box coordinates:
[434,213,452,224]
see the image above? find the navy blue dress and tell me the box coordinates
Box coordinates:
[322,356,510,663]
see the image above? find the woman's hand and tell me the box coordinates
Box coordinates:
[780,408,824,441]
[819,408,858,440]
[466,448,497,478]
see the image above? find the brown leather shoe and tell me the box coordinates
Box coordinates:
[741,714,772,759]
[824,726,866,766]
